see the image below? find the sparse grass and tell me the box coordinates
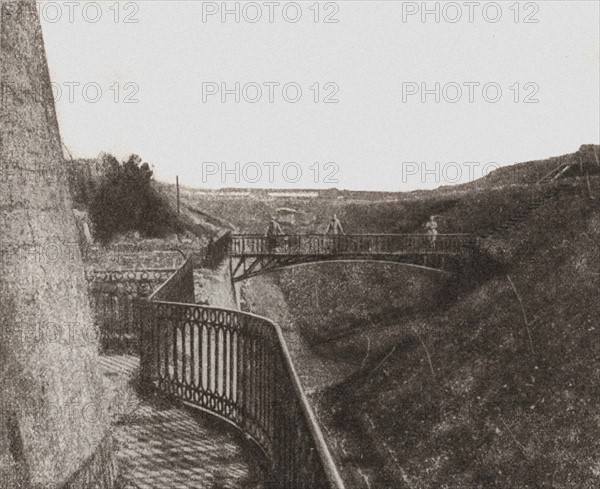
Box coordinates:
[342,194,595,487]
[258,178,600,488]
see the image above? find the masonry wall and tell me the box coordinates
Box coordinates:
[0,2,114,487]
[194,261,239,309]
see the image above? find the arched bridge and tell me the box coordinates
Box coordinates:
[208,233,480,282]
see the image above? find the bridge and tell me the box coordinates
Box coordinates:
[209,233,479,282]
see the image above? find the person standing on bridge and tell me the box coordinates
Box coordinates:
[425,215,438,247]
[325,213,345,235]
[265,217,283,252]
[324,213,346,253]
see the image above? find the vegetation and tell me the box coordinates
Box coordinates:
[268,179,599,489]
[87,154,182,242]
[176,145,598,238]
[210,152,598,488]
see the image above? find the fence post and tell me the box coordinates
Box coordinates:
[138,298,155,392]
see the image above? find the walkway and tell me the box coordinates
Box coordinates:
[99,355,266,489]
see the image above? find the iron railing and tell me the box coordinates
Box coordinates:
[229,233,478,257]
[86,268,176,353]
[140,258,346,489]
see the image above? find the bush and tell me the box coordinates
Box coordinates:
[89,154,180,242]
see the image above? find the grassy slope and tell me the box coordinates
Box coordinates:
[170,145,598,237]
[304,185,600,489]
[171,181,543,236]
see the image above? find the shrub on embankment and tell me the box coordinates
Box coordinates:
[67,153,194,244]
[88,154,184,242]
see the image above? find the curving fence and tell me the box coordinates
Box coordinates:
[139,258,346,489]
[86,268,176,353]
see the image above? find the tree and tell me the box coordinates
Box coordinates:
[89,153,180,242]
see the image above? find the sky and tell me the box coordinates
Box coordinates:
[38,0,600,191]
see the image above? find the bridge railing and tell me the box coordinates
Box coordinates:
[230,233,477,256]
[85,268,176,353]
[140,258,345,489]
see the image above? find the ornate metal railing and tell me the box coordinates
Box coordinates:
[139,258,346,489]
[86,268,176,353]
[229,233,478,256]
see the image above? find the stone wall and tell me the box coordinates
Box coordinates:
[194,261,239,309]
[0,1,115,487]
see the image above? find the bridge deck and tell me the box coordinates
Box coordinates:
[100,355,265,489]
